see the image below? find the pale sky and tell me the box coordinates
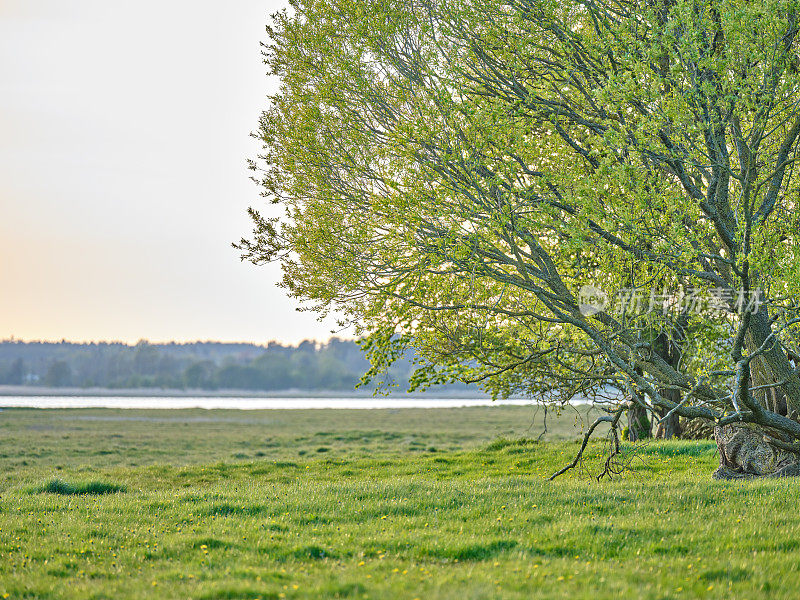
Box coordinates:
[0,0,340,344]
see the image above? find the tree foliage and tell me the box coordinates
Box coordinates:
[242,0,800,473]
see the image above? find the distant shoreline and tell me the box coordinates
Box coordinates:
[0,384,495,399]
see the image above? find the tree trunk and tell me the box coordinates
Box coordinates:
[627,401,651,441]
[655,397,682,439]
[716,321,798,476]
[745,309,800,414]
[713,310,800,478]
[713,423,800,479]
[653,320,686,439]
[750,355,790,415]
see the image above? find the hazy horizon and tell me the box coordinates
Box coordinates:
[0,1,342,345]
[0,335,345,346]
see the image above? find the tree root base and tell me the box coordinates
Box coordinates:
[713,423,800,479]
[712,463,800,479]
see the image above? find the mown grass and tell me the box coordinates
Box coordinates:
[0,407,798,598]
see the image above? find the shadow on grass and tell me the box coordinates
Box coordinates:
[201,503,273,517]
[421,539,518,561]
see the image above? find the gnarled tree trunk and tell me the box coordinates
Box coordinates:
[627,401,652,442]
[655,401,682,440]
[653,322,685,440]
[713,424,800,479]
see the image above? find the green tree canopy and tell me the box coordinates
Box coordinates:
[241,0,800,475]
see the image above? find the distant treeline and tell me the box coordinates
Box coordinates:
[0,339,467,392]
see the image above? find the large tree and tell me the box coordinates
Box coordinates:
[240,0,800,477]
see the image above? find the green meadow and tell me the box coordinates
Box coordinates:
[1,406,799,599]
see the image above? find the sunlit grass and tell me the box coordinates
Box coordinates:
[0,407,797,598]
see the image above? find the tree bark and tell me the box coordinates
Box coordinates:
[655,399,682,439]
[627,401,652,441]
[745,309,800,414]
[713,423,800,479]
[653,321,685,439]
[750,355,789,416]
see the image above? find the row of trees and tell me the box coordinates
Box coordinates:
[241,0,800,477]
[0,339,440,391]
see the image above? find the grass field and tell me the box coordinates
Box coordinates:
[1,405,799,599]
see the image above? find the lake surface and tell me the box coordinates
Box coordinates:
[0,396,542,410]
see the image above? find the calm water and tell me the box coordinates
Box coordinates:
[0,396,541,410]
